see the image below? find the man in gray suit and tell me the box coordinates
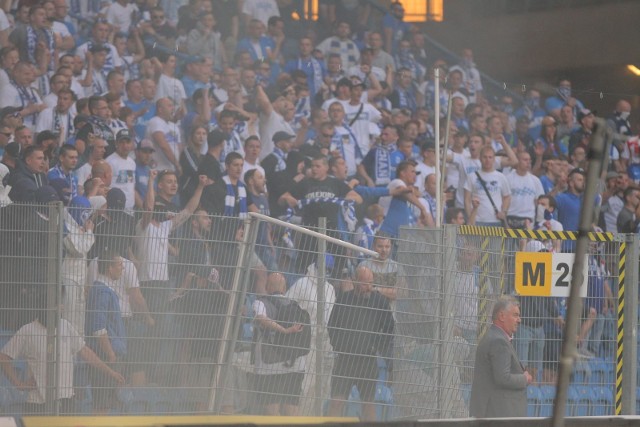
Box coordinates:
[470,295,533,418]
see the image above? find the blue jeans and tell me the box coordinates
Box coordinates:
[514,324,545,375]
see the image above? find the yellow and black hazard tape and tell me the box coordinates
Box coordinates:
[458,225,614,242]
[615,241,626,415]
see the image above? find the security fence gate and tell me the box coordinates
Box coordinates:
[0,202,637,419]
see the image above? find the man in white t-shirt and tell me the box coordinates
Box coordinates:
[242,135,265,182]
[106,129,136,210]
[255,84,296,159]
[136,169,210,383]
[464,146,511,226]
[146,98,182,173]
[0,316,124,410]
[328,101,363,178]
[36,88,75,143]
[76,21,122,72]
[344,79,381,157]
[106,0,139,33]
[506,151,544,228]
[153,54,187,114]
[448,132,517,208]
[415,141,436,194]
[241,0,279,27]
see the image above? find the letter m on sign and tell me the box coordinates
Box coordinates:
[523,262,544,286]
[515,252,552,297]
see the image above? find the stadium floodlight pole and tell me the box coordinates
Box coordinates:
[551,117,609,427]
[247,212,379,258]
[209,216,258,413]
[439,90,453,225]
[434,68,441,227]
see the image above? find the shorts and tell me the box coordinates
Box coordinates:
[330,354,377,402]
[123,317,148,372]
[253,371,303,406]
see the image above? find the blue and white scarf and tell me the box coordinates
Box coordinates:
[53,110,73,142]
[374,143,396,186]
[220,130,243,164]
[26,26,55,71]
[223,175,248,218]
[397,87,417,112]
[92,69,107,95]
[13,81,40,126]
[356,217,380,261]
[272,146,287,172]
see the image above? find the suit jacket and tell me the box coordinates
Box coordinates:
[469,324,528,418]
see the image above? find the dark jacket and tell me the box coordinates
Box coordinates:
[6,160,48,202]
[328,289,394,356]
[469,324,528,418]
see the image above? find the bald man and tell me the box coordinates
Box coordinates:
[327,266,394,421]
[91,160,113,189]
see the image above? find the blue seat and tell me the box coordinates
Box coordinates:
[574,385,595,416]
[374,384,393,404]
[566,385,580,416]
[345,386,361,418]
[527,385,542,417]
[592,386,614,416]
[590,359,615,385]
[460,383,472,408]
[539,385,556,417]
[118,387,166,414]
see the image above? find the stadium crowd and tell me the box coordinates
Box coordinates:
[0,0,633,418]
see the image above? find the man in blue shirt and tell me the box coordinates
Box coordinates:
[47,144,79,200]
[382,1,411,53]
[380,160,430,238]
[284,37,326,97]
[85,250,126,412]
[555,167,585,251]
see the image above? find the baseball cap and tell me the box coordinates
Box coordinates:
[577,108,595,122]
[73,114,90,128]
[207,128,226,149]
[272,130,295,144]
[568,167,586,177]
[34,185,60,204]
[0,106,22,121]
[89,44,110,54]
[116,129,132,141]
[524,240,547,253]
[106,188,126,210]
[336,77,353,89]
[605,171,620,181]
[4,142,20,158]
[422,140,436,152]
[137,139,155,151]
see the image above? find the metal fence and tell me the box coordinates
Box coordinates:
[0,202,638,419]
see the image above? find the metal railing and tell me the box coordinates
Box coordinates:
[0,203,638,419]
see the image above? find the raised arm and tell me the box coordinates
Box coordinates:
[255,84,273,116]
[172,175,212,228]
[140,169,157,230]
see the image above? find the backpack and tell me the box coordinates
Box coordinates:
[254,295,312,367]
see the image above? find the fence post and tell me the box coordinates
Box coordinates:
[438,225,457,418]
[314,217,327,416]
[621,233,638,414]
[209,216,259,413]
[45,201,63,415]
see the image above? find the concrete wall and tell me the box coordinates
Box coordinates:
[424,1,640,80]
